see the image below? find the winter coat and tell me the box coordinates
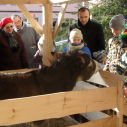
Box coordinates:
[33,48,58,68]
[63,42,92,58]
[103,37,125,73]
[0,31,28,71]
[68,19,105,57]
[115,52,127,76]
[14,23,40,68]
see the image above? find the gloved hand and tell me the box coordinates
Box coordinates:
[93,50,108,63]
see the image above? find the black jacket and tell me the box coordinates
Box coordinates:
[68,19,105,57]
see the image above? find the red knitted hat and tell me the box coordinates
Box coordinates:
[0,17,13,29]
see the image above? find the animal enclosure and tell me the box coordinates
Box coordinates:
[0,0,126,127]
[0,70,127,127]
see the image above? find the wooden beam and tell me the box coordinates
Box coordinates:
[0,0,90,4]
[123,123,127,127]
[88,70,126,87]
[49,0,90,4]
[17,4,43,36]
[53,2,68,40]
[42,4,53,66]
[0,0,49,4]
[0,68,39,74]
[69,115,116,127]
[74,81,109,121]
[0,88,117,126]
[116,81,123,127]
[123,97,127,116]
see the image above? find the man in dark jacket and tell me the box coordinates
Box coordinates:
[68,7,105,58]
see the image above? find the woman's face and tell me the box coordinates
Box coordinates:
[3,23,13,34]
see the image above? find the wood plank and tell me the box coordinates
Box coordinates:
[49,0,90,4]
[123,97,127,116]
[0,0,89,4]
[87,70,126,87]
[69,115,116,127]
[42,4,53,66]
[0,0,49,4]
[73,81,109,121]
[17,4,43,36]
[123,123,127,127]
[116,81,123,127]
[53,2,68,40]
[0,68,39,73]
[0,88,117,126]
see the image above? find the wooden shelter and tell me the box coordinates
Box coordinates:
[0,0,127,127]
[0,0,90,66]
[0,70,127,127]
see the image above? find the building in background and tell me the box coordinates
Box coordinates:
[0,4,79,26]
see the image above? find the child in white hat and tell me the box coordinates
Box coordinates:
[63,28,92,58]
[33,37,57,68]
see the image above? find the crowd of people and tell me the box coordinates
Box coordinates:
[0,7,127,93]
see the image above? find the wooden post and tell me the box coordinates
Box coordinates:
[116,81,123,127]
[42,4,53,66]
[17,4,43,36]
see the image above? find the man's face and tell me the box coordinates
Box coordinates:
[78,10,90,26]
[13,16,22,29]
[111,28,121,37]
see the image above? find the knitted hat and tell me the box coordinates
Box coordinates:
[121,29,127,48]
[109,14,125,30]
[0,17,13,29]
[69,28,83,40]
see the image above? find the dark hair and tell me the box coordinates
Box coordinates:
[78,7,90,15]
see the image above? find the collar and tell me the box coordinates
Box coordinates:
[78,18,91,29]
[15,22,26,34]
[70,42,84,46]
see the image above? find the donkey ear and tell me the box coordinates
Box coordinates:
[76,56,90,68]
[75,57,85,68]
[51,52,68,59]
[51,52,55,56]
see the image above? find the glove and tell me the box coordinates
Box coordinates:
[93,50,108,63]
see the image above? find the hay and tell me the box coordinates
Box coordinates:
[1,118,76,127]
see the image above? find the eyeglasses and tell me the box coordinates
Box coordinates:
[14,20,21,25]
[6,25,14,29]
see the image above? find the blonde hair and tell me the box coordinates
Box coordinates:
[37,37,56,51]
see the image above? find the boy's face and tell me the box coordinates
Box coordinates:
[71,38,81,44]
[111,28,121,37]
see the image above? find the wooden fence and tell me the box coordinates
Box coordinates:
[0,70,127,127]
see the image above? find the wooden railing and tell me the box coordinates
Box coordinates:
[0,70,126,127]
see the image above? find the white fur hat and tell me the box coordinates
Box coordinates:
[38,37,43,50]
[37,37,56,51]
[69,28,83,40]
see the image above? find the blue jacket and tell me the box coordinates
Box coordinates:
[63,42,92,58]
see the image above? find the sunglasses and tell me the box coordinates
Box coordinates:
[6,25,14,29]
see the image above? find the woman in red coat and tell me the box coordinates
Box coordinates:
[0,17,28,71]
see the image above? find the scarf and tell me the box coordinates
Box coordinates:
[0,27,20,53]
[67,42,84,51]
